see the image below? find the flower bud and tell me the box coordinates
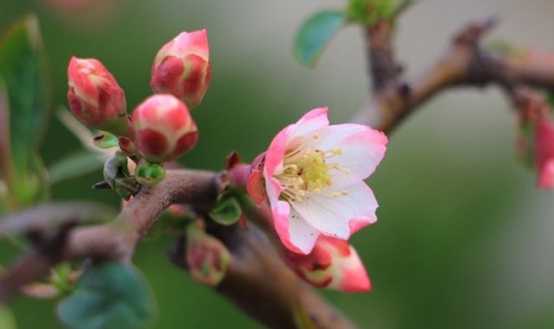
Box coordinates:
[186,223,230,286]
[67,57,128,135]
[150,30,211,108]
[284,237,371,292]
[536,116,554,188]
[131,94,198,162]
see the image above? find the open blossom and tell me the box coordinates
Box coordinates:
[536,115,554,188]
[67,57,128,135]
[151,30,211,108]
[248,108,387,254]
[131,94,198,163]
[284,236,370,292]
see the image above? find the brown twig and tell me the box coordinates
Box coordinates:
[0,168,357,329]
[355,17,554,134]
[0,169,220,303]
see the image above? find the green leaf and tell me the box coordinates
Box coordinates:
[57,262,156,329]
[0,15,50,207]
[294,10,346,67]
[347,0,405,25]
[48,152,103,184]
[209,195,242,226]
[0,305,16,329]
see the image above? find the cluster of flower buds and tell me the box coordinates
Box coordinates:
[514,89,554,189]
[66,29,210,188]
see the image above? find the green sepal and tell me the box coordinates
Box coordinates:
[93,132,119,149]
[136,162,165,187]
[210,194,242,226]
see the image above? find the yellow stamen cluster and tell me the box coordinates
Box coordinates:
[275,143,345,202]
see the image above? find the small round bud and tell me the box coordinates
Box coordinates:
[131,94,198,162]
[186,223,230,286]
[136,162,166,186]
[67,57,128,135]
[150,30,211,108]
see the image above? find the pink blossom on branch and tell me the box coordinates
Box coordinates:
[151,30,211,108]
[67,57,128,135]
[248,108,388,254]
[284,236,371,292]
[131,94,198,163]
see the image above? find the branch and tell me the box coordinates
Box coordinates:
[0,169,220,303]
[0,169,357,329]
[172,224,358,329]
[355,17,554,134]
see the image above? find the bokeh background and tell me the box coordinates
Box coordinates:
[2,0,554,328]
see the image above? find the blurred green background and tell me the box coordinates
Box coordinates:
[2,0,554,328]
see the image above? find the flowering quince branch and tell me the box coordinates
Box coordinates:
[5,3,554,329]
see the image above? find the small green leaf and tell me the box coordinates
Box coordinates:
[57,262,156,329]
[0,305,16,329]
[48,152,103,184]
[209,196,242,226]
[347,0,407,25]
[93,132,119,149]
[0,15,50,207]
[294,10,346,67]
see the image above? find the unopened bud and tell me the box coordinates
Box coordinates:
[536,116,554,188]
[284,237,371,292]
[151,30,211,108]
[186,223,230,286]
[67,57,128,135]
[131,94,198,162]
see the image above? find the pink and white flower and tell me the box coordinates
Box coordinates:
[284,236,371,292]
[248,108,387,254]
[150,30,211,108]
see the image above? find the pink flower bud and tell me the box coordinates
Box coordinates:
[536,116,554,188]
[150,30,211,108]
[67,57,128,135]
[186,224,230,286]
[131,94,198,162]
[284,236,371,292]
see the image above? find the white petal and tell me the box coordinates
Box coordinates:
[288,208,320,254]
[311,124,387,184]
[291,182,378,239]
[289,107,329,141]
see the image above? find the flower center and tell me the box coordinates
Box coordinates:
[275,145,343,202]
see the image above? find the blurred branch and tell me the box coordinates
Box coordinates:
[355,17,554,134]
[171,224,358,329]
[0,169,357,329]
[0,169,219,303]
